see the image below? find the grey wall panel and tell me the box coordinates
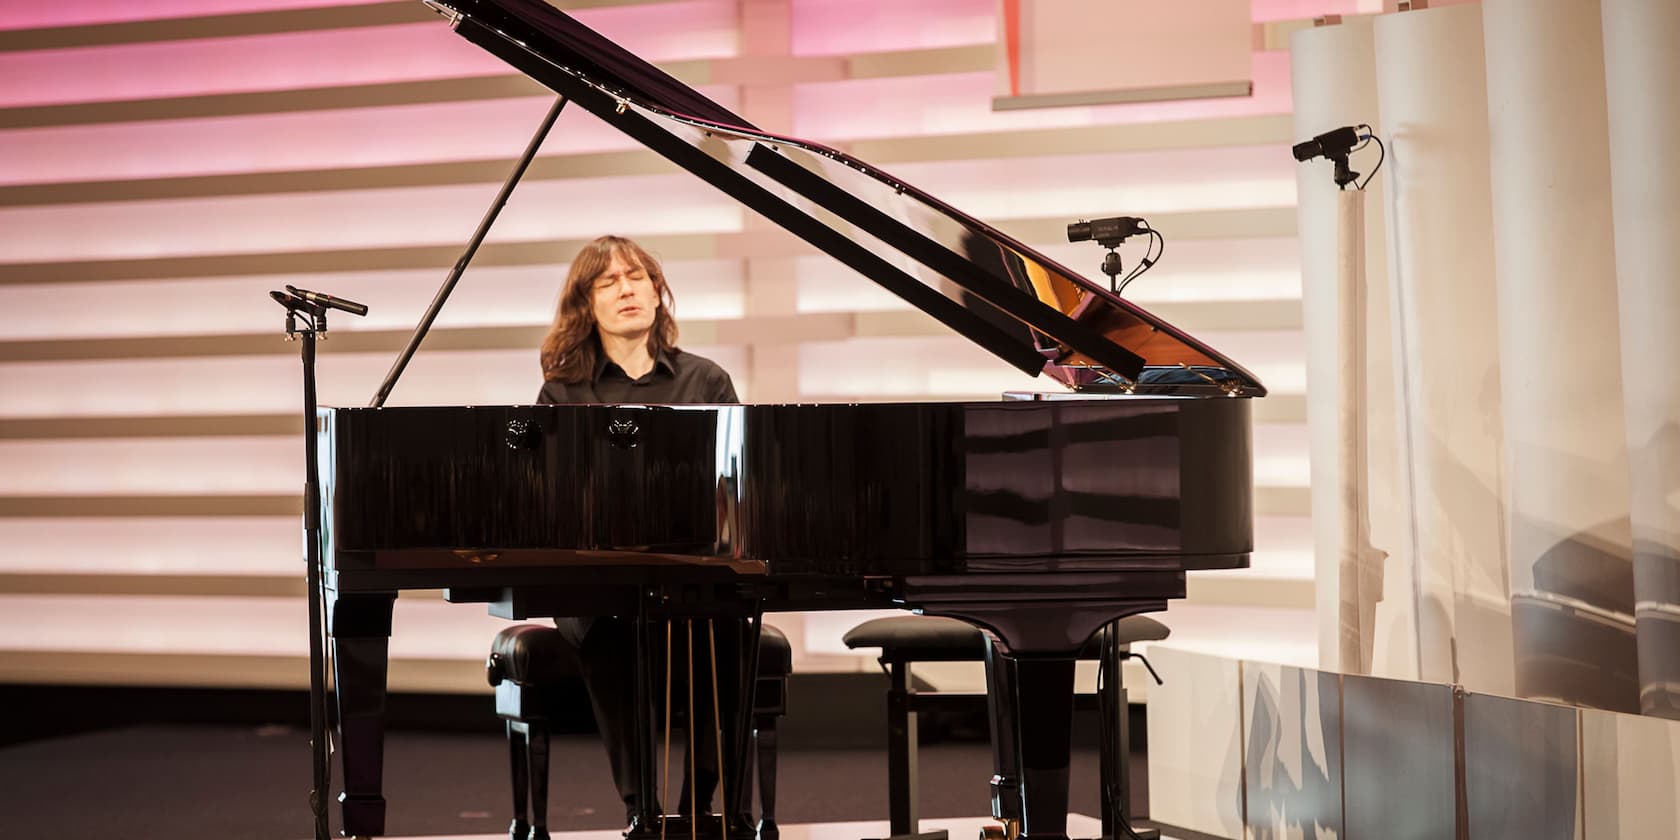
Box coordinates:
[1243,661,1343,839]
[1341,674,1458,840]
[1462,693,1579,839]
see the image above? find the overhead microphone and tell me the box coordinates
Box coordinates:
[1067,216,1149,248]
[1291,125,1363,163]
[284,285,369,317]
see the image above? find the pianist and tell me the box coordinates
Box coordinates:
[535,234,741,824]
[536,234,736,404]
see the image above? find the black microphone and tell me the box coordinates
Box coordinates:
[285,285,369,317]
[1067,216,1148,246]
[1292,125,1362,162]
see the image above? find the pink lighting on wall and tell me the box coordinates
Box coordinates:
[0,595,512,659]
[791,0,994,55]
[0,345,749,419]
[2,2,737,108]
[0,97,690,185]
[0,0,389,31]
[887,145,1297,218]
[0,518,300,575]
[0,174,743,262]
[0,260,747,341]
[794,53,1291,140]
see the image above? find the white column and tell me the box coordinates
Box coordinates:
[1372,3,1512,695]
[1602,0,1680,719]
[1290,16,1415,679]
[1483,0,1637,711]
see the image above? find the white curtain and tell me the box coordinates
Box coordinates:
[1291,16,1416,679]
[1602,0,1680,719]
[1483,0,1637,712]
[1372,2,1511,695]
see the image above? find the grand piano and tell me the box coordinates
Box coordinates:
[317,1,1265,838]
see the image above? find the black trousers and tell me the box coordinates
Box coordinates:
[556,614,749,821]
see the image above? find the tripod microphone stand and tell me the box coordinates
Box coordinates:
[270,286,368,840]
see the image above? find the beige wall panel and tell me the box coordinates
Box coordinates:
[1581,708,1680,838]
[1146,646,1244,838]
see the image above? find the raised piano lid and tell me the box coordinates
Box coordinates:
[422,0,1266,397]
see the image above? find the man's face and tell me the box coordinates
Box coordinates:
[589,249,659,340]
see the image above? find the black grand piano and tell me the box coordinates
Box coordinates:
[317,1,1265,838]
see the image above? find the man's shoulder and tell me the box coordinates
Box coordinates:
[671,349,728,379]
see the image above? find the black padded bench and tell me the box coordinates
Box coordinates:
[487,623,793,840]
[843,614,1167,840]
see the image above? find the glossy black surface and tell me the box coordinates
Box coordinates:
[320,398,1252,583]
[423,0,1266,395]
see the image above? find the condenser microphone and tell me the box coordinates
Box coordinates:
[285,285,369,317]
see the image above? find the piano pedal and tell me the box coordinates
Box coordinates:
[977,818,1019,840]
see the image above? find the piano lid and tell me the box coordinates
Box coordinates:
[422,0,1265,397]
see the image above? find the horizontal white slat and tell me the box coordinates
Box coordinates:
[793,53,1292,141]
[1253,422,1309,488]
[1149,603,1318,668]
[0,436,302,495]
[0,261,749,341]
[0,347,740,418]
[886,145,1297,219]
[0,174,745,262]
[0,516,300,575]
[0,96,707,186]
[0,3,738,107]
[1247,514,1314,579]
[0,593,514,659]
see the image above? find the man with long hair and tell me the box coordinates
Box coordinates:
[536,235,741,826]
[538,234,736,404]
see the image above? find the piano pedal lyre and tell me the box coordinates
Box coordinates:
[977,819,1019,840]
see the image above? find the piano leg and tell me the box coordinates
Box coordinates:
[984,637,1076,840]
[329,591,397,838]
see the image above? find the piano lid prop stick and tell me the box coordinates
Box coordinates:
[368,94,568,407]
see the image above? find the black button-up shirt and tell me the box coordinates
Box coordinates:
[535,348,738,405]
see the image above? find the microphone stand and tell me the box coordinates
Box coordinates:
[271,289,366,840]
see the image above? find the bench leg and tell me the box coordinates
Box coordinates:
[870,661,947,840]
[755,714,779,840]
[508,721,530,840]
[528,724,552,840]
[886,659,920,837]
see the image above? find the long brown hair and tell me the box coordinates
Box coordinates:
[539,235,679,383]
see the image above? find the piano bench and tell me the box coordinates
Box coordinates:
[486,623,793,840]
[841,614,1168,840]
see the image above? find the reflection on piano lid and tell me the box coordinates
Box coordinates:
[419,0,1266,397]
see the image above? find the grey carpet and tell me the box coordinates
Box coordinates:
[0,724,1147,839]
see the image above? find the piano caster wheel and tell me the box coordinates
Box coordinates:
[978,820,1019,840]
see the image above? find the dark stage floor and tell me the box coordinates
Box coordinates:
[0,724,1152,840]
